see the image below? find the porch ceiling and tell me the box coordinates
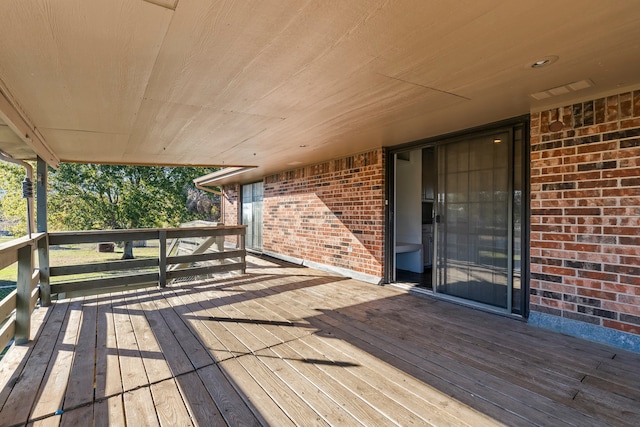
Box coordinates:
[0,1,639,181]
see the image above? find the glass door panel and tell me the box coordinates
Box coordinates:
[242,182,263,251]
[435,132,510,309]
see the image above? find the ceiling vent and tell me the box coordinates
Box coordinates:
[530,79,594,100]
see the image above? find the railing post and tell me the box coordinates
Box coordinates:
[239,227,246,274]
[37,157,51,306]
[16,243,33,344]
[38,235,50,306]
[159,230,167,288]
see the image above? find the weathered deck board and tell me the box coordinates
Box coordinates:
[29,299,82,420]
[218,358,296,427]
[0,305,50,412]
[1,254,639,426]
[123,386,159,427]
[2,301,70,425]
[94,293,123,400]
[64,297,98,410]
[112,292,149,393]
[238,270,635,426]
[150,379,193,427]
[93,395,125,427]
[173,371,226,426]
[126,297,172,385]
[135,291,195,377]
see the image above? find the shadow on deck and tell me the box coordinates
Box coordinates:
[1,254,639,426]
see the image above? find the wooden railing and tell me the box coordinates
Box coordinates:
[1,225,246,348]
[47,225,246,297]
[0,233,45,348]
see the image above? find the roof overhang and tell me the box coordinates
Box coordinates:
[1,1,639,175]
[0,87,59,167]
[194,166,257,189]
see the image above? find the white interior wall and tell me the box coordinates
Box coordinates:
[396,150,422,243]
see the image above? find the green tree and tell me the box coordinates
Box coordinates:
[0,162,32,237]
[49,164,219,258]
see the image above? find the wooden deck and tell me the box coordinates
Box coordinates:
[1,255,639,427]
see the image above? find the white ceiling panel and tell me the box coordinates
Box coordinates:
[0,0,638,182]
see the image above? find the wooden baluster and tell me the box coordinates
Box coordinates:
[15,243,33,344]
[159,230,167,288]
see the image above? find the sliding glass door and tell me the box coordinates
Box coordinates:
[435,131,513,310]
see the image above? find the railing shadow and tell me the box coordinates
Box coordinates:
[7,253,636,426]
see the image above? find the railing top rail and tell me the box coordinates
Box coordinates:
[0,233,46,253]
[48,225,246,237]
[47,225,246,246]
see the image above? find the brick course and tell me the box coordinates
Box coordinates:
[531,90,640,335]
[223,150,385,279]
[222,183,240,246]
[221,89,640,338]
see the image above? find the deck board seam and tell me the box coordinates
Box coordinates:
[250,277,588,426]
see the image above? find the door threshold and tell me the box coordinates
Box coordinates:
[388,282,525,321]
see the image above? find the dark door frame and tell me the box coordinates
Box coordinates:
[384,115,530,318]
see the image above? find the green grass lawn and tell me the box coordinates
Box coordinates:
[0,241,160,286]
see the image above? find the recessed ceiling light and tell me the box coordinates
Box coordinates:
[531,60,550,68]
[527,55,559,69]
[299,144,307,148]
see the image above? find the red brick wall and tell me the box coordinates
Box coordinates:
[530,90,640,335]
[263,150,385,279]
[222,183,240,244]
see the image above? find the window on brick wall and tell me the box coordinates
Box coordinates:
[242,182,263,251]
